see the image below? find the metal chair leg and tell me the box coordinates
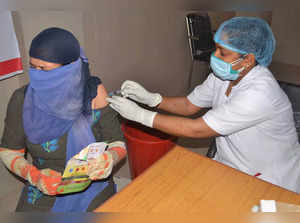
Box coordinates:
[206,137,217,158]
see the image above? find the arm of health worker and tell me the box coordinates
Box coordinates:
[107,96,219,138]
[121,80,204,116]
[153,112,218,138]
[157,96,203,116]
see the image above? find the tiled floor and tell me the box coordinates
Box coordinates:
[0,137,210,211]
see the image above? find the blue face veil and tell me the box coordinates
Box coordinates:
[23,27,107,212]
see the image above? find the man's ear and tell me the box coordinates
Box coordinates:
[244,53,256,67]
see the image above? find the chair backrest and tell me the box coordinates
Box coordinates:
[279,81,300,142]
[186,13,215,62]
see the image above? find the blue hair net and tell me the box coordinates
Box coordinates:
[214,17,276,67]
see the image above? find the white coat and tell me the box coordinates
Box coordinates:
[188,65,300,193]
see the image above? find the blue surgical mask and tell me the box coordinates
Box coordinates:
[210,52,246,81]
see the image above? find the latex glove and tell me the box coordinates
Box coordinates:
[87,151,114,180]
[106,96,157,127]
[0,148,61,195]
[121,80,162,107]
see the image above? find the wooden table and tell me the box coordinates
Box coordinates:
[95,145,300,217]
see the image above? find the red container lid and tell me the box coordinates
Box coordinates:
[122,121,176,144]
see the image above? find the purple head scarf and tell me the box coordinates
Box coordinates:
[23,27,110,212]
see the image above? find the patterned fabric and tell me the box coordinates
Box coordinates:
[0,148,62,195]
[41,139,59,153]
[27,185,43,204]
[1,85,125,211]
[52,113,108,211]
[92,110,101,125]
[87,151,114,180]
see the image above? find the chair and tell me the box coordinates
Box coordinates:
[185,12,215,90]
[278,81,300,143]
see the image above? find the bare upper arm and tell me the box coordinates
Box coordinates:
[92,84,109,109]
[184,97,203,116]
[192,117,220,138]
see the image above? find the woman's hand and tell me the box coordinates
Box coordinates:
[87,151,114,180]
[0,148,61,196]
[36,168,62,195]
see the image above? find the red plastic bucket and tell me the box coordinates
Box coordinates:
[122,121,176,179]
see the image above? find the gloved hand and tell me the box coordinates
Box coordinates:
[87,151,114,180]
[0,148,61,195]
[121,80,162,107]
[106,96,157,127]
[36,169,62,195]
[106,141,127,164]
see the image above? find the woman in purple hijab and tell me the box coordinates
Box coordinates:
[0,27,127,212]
